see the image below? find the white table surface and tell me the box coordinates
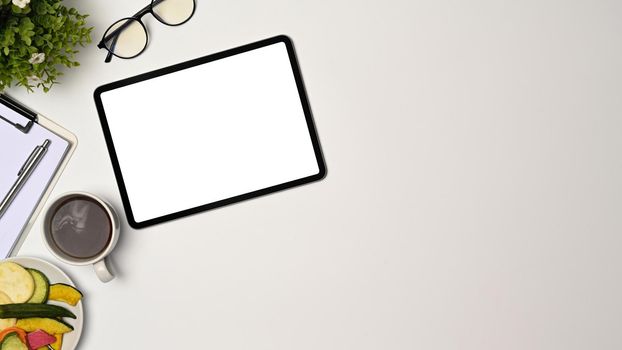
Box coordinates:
[7,0,622,349]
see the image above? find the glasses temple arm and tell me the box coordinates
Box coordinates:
[104,33,121,63]
[104,50,113,63]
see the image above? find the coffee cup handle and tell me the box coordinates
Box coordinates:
[93,258,114,283]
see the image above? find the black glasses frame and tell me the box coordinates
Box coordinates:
[97,0,196,63]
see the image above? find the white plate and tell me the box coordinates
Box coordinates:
[4,256,83,350]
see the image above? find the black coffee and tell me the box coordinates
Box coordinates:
[48,196,112,259]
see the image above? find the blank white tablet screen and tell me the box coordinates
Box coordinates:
[99,42,320,223]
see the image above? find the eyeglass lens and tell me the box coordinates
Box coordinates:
[151,0,195,26]
[103,18,148,58]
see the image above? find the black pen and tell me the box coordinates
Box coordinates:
[0,139,51,219]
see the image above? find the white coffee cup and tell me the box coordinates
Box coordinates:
[42,192,120,282]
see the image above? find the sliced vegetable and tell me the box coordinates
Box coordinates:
[48,284,82,306]
[0,304,75,319]
[0,263,34,303]
[25,270,49,304]
[49,334,62,350]
[0,328,27,345]
[15,319,73,334]
[26,330,55,350]
[0,292,15,331]
[0,334,27,350]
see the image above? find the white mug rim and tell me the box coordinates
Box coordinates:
[42,191,119,266]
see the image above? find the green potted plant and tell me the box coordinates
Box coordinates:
[0,0,92,92]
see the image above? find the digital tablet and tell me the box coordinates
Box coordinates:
[94,35,325,229]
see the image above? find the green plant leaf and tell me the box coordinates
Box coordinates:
[1,0,93,92]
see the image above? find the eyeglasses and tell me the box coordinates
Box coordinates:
[97,0,196,63]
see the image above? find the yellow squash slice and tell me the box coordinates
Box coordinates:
[15,318,73,334]
[48,284,82,306]
[49,334,63,350]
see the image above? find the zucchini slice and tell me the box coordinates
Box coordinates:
[0,263,34,303]
[48,283,82,306]
[15,318,73,334]
[25,269,49,304]
[0,292,15,331]
[0,334,27,350]
[0,304,75,319]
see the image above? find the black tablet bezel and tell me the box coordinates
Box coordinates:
[94,35,326,229]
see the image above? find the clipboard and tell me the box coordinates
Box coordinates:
[94,35,326,228]
[0,93,77,257]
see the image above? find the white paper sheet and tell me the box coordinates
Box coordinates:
[0,103,69,257]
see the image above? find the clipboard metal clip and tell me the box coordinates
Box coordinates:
[0,93,38,134]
